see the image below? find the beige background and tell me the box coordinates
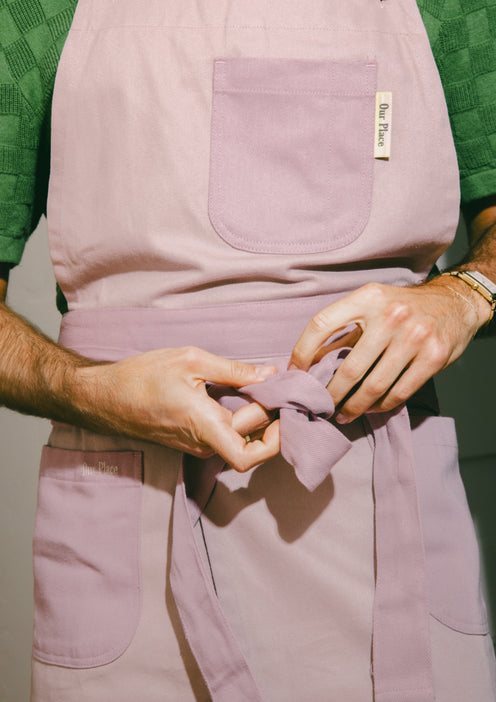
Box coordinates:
[0,216,495,702]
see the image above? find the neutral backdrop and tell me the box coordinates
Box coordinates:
[1,216,495,702]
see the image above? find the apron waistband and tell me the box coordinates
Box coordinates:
[59,293,348,360]
[59,301,436,702]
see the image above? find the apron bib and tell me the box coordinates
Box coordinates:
[32,1,495,701]
[46,0,459,311]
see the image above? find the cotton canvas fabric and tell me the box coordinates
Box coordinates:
[31,0,496,700]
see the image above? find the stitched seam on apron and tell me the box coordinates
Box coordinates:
[68,25,421,36]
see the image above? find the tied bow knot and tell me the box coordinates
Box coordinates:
[238,348,352,491]
[186,348,353,520]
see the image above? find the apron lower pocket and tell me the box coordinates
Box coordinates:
[411,415,489,635]
[32,445,143,668]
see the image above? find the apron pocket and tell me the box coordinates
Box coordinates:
[411,415,489,635]
[208,57,377,254]
[32,446,143,668]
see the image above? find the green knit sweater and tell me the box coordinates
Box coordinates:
[1,0,496,268]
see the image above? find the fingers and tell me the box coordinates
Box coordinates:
[205,409,281,473]
[325,333,389,407]
[310,326,362,364]
[370,337,456,414]
[288,286,381,371]
[183,346,278,386]
[333,332,452,422]
[188,392,280,473]
[231,401,276,436]
[333,349,411,422]
[288,283,461,421]
[192,351,280,470]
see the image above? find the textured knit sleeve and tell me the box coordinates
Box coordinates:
[0,0,76,266]
[418,0,496,203]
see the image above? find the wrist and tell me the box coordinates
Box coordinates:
[426,274,491,332]
[439,270,495,329]
[67,363,119,433]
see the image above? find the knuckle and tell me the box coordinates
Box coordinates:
[309,310,331,333]
[385,301,411,325]
[408,321,432,344]
[230,358,252,379]
[231,457,249,473]
[427,340,448,366]
[290,347,304,368]
[381,385,410,410]
[192,446,215,459]
[182,345,201,365]
[340,398,360,417]
[340,358,363,382]
[389,387,410,405]
[380,395,401,411]
[361,282,385,303]
[366,376,389,397]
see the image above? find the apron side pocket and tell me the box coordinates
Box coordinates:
[32,446,143,668]
[411,415,489,635]
[208,57,377,255]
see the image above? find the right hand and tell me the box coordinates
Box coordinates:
[76,346,280,472]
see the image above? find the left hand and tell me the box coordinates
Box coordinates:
[288,278,491,423]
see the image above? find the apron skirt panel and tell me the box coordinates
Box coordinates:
[30,384,496,702]
[32,426,210,702]
[31,304,496,701]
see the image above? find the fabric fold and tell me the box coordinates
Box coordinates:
[170,349,435,702]
[239,350,352,491]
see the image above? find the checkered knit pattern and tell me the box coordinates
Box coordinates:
[0,0,76,265]
[419,0,496,203]
[0,0,496,267]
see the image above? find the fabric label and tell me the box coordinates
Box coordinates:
[374,92,392,159]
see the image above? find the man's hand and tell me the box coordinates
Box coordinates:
[288,276,490,424]
[76,347,280,472]
[289,197,496,423]
[0,280,279,471]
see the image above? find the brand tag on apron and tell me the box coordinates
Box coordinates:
[374,92,392,159]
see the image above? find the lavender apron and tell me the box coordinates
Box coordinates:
[32,1,495,700]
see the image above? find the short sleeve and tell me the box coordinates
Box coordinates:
[419,0,496,204]
[0,0,76,266]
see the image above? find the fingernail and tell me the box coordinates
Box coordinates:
[335,413,352,424]
[255,365,278,379]
[288,363,298,371]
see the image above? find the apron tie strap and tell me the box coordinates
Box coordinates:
[170,349,435,702]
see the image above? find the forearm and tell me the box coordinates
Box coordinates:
[429,198,496,334]
[457,196,496,279]
[0,299,104,428]
[0,289,280,469]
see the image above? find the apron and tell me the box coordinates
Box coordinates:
[32,1,496,700]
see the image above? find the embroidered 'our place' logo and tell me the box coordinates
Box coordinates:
[82,461,119,476]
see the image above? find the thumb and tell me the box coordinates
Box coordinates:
[195,350,278,387]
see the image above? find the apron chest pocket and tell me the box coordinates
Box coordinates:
[208,57,377,254]
[32,446,143,668]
